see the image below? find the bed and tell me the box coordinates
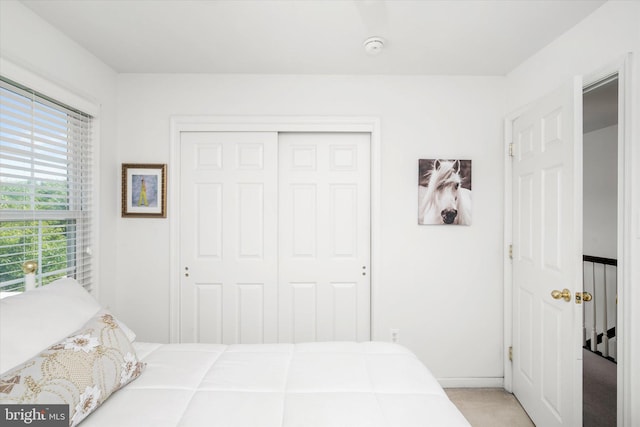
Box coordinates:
[0,278,471,427]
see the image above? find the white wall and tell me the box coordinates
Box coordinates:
[506,1,640,423]
[0,1,120,311]
[583,125,617,259]
[115,74,507,384]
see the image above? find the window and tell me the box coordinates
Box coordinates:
[0,77,93,292]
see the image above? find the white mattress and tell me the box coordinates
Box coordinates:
[83,341,471,427]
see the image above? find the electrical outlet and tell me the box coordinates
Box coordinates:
[390,329,399,343]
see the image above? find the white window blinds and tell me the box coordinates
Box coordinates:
[0,77,93,292]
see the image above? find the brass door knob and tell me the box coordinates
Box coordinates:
[551,288,571,302]
[582,291,593,302]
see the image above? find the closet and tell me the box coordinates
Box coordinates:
[178,131,370,344]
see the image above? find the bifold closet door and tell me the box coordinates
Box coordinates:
[179,131,278,344]
[278,132,371,342]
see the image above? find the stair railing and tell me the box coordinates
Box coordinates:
[583,255,617,361]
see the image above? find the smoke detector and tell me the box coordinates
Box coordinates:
[363,37,385,55]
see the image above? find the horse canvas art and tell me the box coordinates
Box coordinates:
[418,159,472,225]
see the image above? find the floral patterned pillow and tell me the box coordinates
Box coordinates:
[0,309,145,426]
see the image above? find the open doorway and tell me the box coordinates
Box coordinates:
[582,75,618,427]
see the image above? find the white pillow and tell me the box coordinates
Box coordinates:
[0,278,135,374]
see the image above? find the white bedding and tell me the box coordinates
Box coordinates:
[1,281,470,427]
[83,341,470,427]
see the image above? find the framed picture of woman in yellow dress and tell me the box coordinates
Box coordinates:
[121,164,167,217]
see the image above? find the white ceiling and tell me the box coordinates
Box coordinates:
[20,0,606,75]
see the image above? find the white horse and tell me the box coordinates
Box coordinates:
[418,159,472,225]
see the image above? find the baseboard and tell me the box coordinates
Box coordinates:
[439,377,504,389]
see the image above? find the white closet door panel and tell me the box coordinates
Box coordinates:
[291,184,318,257]
[237,283,265,344]
[291,282,318,342]
[332,282,358,341]
[278,132,371,343]
[237,183,265,258]
[196,183,223,258]
[196,284,222,343]
[180,131,278,344]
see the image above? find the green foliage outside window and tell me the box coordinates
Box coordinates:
[0,180,75,291]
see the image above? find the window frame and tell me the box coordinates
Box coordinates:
[0,60,100,294]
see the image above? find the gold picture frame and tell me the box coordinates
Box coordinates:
[121,163,167,218]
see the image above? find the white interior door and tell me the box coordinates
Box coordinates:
[512,78,583,427]
[179,131,278,344]
[278,132,371,342]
